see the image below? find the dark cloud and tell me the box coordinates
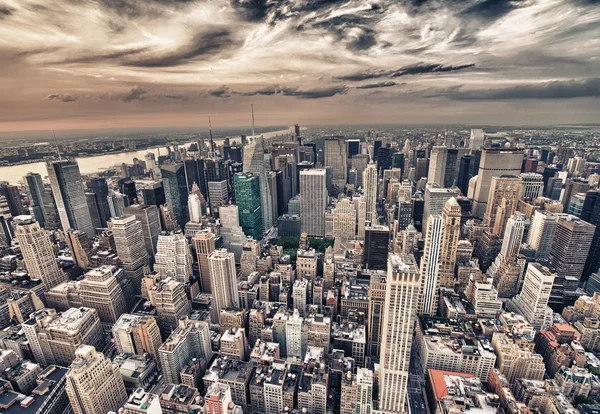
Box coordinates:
[348,28,377,51]
[54,46,151,65]
[152,93,188,100]
[208,86,232,98]
[47,93,79,102]
[356,81,398,89]
[460,0,525,20]
[0,5,14,18]
[429,78,600,100]
[118,86,148,102]
[390,62,475,77]
[334,70,390,82]
[125,28,237,67]
[238,84,348,99]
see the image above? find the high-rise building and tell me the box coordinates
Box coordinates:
[208,249,240,324]
[363,163,378,224]
[419,215,443,315]
[23,307,105,367]
[379,254,420,413]
[155,232,193,284]
[160,163,189,228]
[234,173,263,240]
[112,314,162,363]
[65,229,91,269]
[46,159,95,237]
[482,175,523,236]
[428,146,447,187]
[439,198,461,288]
[472,149,524,218]
[509,263,555,331]
[193,231,215,293]
[109,215,148,293]
[520,173,544,200]
[548,215,595,309]
[364,225,390,271]
[145,275,192,336]
[188,191,204,223]
[66,345,128,414]
[332,198,356,241]
[24,173,46,227]
[86,177,111,228]
[325,136,348,188]
[422,185,459,231]
[123,204,161,260]
[527,211,559,263]
[14,215,67,290]
[243,135,274,232]
[469,128,485,150]
[490,214,526,298]
[300,169,327,237]
[79,265,127,326]
[356,368,374,414]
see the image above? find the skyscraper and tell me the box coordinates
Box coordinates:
[66,345,128,414]
[160,163,189,228]
[527,211,559,263]
[46,159,95,237]
[509,263,555,331]
[112,314,162,363]
[86,177,111,228]
[469,128,485,150]
[300,169,328,237]
[14,215,67,290]
[363,162,378,225]
[439,198,461,288]
[234,173,263,240]
[193,231,215,294]
[24,173,46,227]
[108,215,148,293]
[379,254,420,413]
[79,265,127,325]
[472,149,524,218]
[364,225,390,271]
[422,185,459,231]
[428,146,447,187]
[325,136,347,188]
[243,135,274,232]
[155,232,193,284]
[482,175,523,236]
[123,204,161,260]
[419,215,443,315]
[520,173,544,200]
[208,249,240,323]
[332,198,356,241]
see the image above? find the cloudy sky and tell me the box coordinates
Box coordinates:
[0,0,599,132]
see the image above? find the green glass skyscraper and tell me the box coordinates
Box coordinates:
[234,173,263,240]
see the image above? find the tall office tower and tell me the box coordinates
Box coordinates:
[188,192,204,223]
[520,173,544,199]
[379,254,420,413]
[300,169,328,237]
[208,249,240,323]
[422,184,459,230]
[86,177,111,228]
[66,345,128,414]
[542,165,559,193]
[155,232,193,284]
[159,316,213,384]
[567,156,586,176]
[546,177,564,201]
[482,175,523,236]
[46,159,95,237]
[472,149,524,218]
[428,146,448,187]
[66,229,91,269]
[325,136,348,188]
[490,214,526,298]
[364,225,390,271]
[347,139,361,158]
[293,279,308,315]
[443,148,469,188]
[113,314,162,362]
[548,215,595,309]
[207,180,228,214]
[561,178,590,211]
[356,368,374,414]
[14,215,67,290]
[332,198,356,241]
[86,192,103,230]
[469,128,485,150]
[145,276,191,335]
[243,136,274,232]
[367,271,386,360]
[0,182,25,217]
[439,198,461,288]
[41,183,60,229]
[79,265,127,326]
[363,162,378,224]
[123,204,161,259]
[527,211,559,263]
[193,231,215,294]
[234,172,264,240]
[286,309,306,359]
[24,173,46,227]
[108,215,148,293]
[419,215,443,315]
[160,163,190,227]
[509,263,555,331]
[107,191,127,217]
[23,307,105,367]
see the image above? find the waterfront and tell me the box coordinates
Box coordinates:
[0,129,289,184]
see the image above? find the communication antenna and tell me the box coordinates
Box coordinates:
[208,116,215,154]
[53,131,62,161]
[251,104,255,138]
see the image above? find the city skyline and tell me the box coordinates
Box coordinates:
[0,0,599,132]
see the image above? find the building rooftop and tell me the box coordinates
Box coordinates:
[0,365,67,413]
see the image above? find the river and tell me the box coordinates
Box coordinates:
[0,129,290,184]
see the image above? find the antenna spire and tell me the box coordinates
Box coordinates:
[251,104,255,138]
[208,116,214,155]
[53,131,62,161]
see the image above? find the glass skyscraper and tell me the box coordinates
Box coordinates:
[234,173,263,241]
